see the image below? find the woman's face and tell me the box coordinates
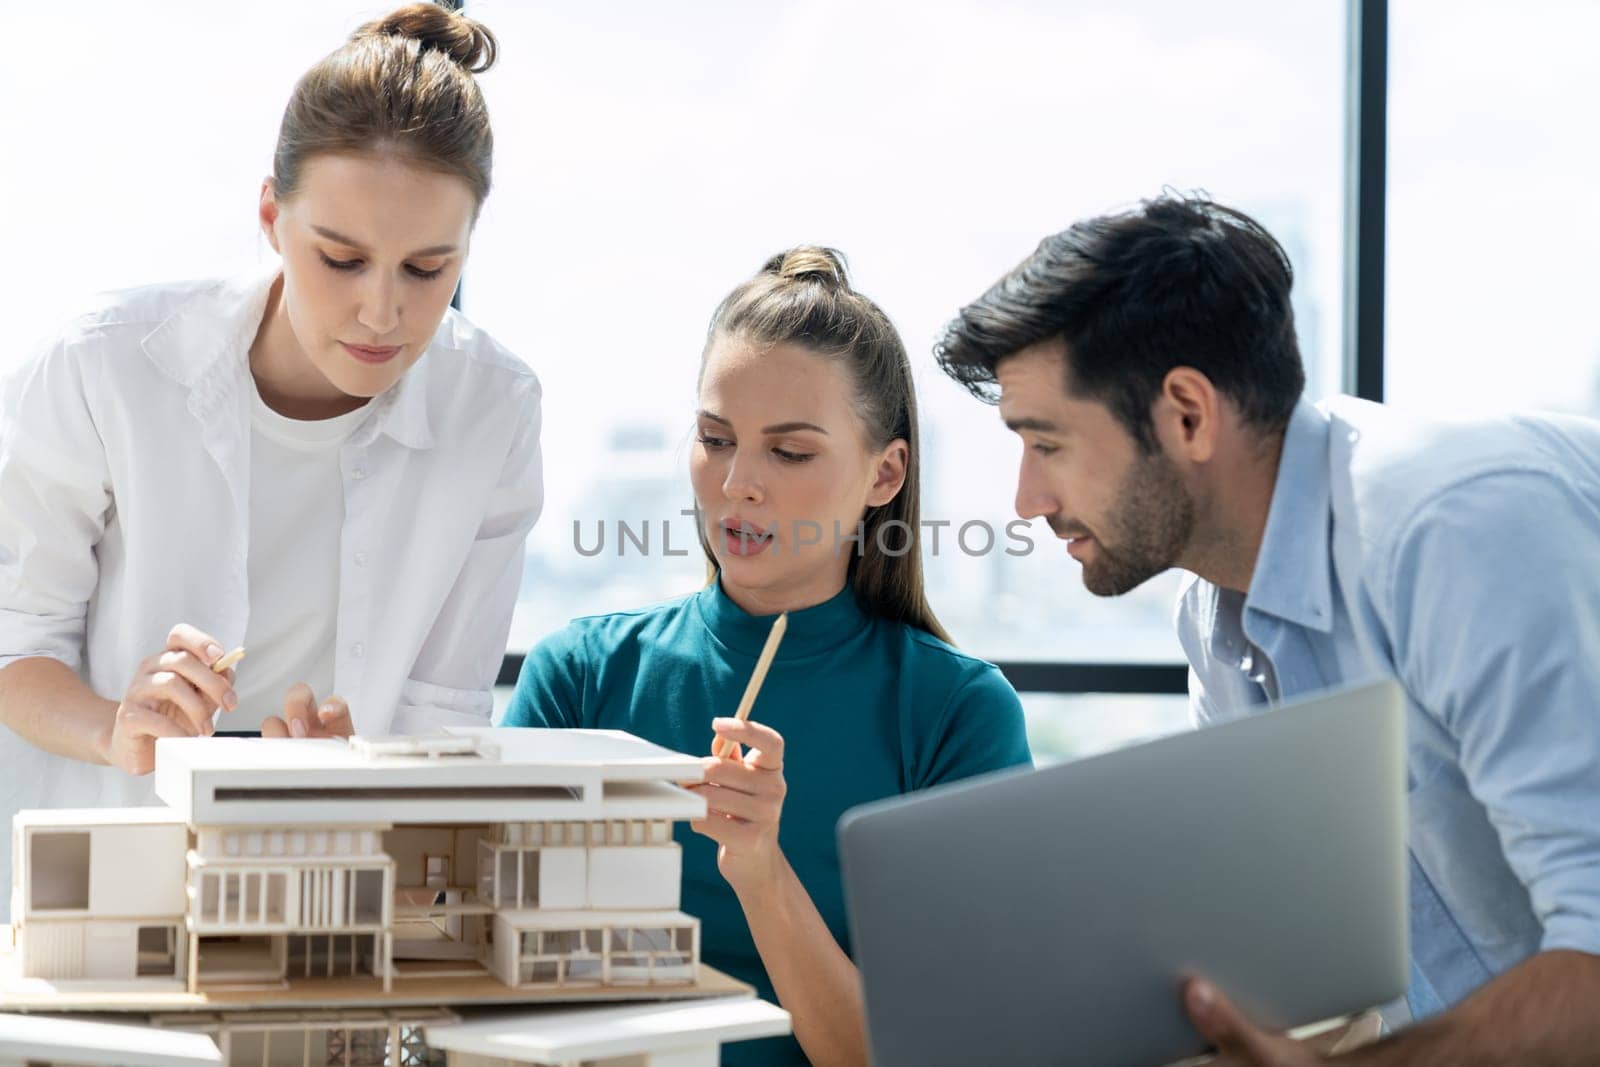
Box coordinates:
[691,335,908,613]
[259,152,475,402]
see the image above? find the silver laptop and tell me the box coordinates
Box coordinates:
[838,678,1409,1067]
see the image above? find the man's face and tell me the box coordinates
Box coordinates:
[996,340,1195,596]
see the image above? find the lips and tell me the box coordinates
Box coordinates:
[721,518,773,558]
[342,342,401,365]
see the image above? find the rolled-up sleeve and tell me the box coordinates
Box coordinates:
[0,341,111,676]
[391,374,544,735]
[1389,470,1600,957]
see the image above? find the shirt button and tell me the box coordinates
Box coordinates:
[351,643,365,659]
[352,466,368,480]
[354,551,369,567]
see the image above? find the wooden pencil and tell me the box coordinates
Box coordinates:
[712,612,788,759]
[211,646,247,673]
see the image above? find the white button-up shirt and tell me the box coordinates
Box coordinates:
[0,271,543,882]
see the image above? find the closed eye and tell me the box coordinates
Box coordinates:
[319,251,361,272]
[773,447,813,463]
[320,251,446,281]
[697,434,732,450]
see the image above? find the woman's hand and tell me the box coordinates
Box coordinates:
[105,623,237,775]
[690,716,789,896]
[260,683,354,739]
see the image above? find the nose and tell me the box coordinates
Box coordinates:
[722,447,764,504]
[355,271,400,337]
[1014,452,1059,523]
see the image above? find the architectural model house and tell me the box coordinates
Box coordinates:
[1,729,791,1066]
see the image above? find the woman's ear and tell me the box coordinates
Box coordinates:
[866,439,910,508]
[258,178,282,254]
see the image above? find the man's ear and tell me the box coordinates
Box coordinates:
[866,439,910,508]
[1154,367,1221,463]
[258,178,282,255]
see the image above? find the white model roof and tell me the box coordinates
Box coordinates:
[13,808,187,830]
[153,728,706,827]
[0,1012,222,1066]
[421,995,792,1062]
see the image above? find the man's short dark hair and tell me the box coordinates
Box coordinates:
[935,193,1306,450]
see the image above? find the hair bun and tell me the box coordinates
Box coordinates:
[355,2,498,73]
[761,246,851,290]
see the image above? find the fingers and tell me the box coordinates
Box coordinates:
[1184,979,1307,1066]
[690,810,759,851]
[118,703,194,742]
[280,686,354,739]
[132,671,211,736]
[282,683,319,738]
[317,695,355,739]
[690,750,787,829]
[710,717,784,770]
[700,755,786,800]
[156,648,236,716]
[139,626,236,736]
[694,783,780,824]
[260,716,290,739]
[685,786,747,825]
[167,623,226,668]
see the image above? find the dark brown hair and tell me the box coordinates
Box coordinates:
[936,192,1305,451]
[272,2,499,210]
[701,247,953,644]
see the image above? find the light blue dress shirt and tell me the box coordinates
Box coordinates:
[1176,395,1600,1025]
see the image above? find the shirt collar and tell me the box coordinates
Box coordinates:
[694,576,871,659]
[353,343,435,451]
[139,265,438,451]
[139,269,277,390]
[1244,396,1336,634]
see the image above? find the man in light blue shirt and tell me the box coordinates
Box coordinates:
[937,192,1600,1063]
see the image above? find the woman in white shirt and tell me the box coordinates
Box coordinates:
[0,1,541,902]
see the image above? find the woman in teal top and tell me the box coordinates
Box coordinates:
[503,247,1031,1066]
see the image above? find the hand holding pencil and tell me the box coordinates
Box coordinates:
[695,611,791,893]
[711,612,788,759]
[105,624,240,775]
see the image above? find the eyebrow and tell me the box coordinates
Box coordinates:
[698,410,830,436]
[1004,416,1060,433]
[311,225,458,258]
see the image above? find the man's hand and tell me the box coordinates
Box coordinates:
[1184,980,1323,1067]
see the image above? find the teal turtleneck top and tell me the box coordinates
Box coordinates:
[501,579,1032,1065]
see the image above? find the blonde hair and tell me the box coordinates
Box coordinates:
[701,247,953,644]
[272,2,499,210]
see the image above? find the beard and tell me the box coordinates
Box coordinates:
[1079,448,1195,597]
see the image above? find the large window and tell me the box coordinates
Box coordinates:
[1385,0,1600,416]
[21,4,1587,762]
[466,2,1346,678]
[466,2,1347,758]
